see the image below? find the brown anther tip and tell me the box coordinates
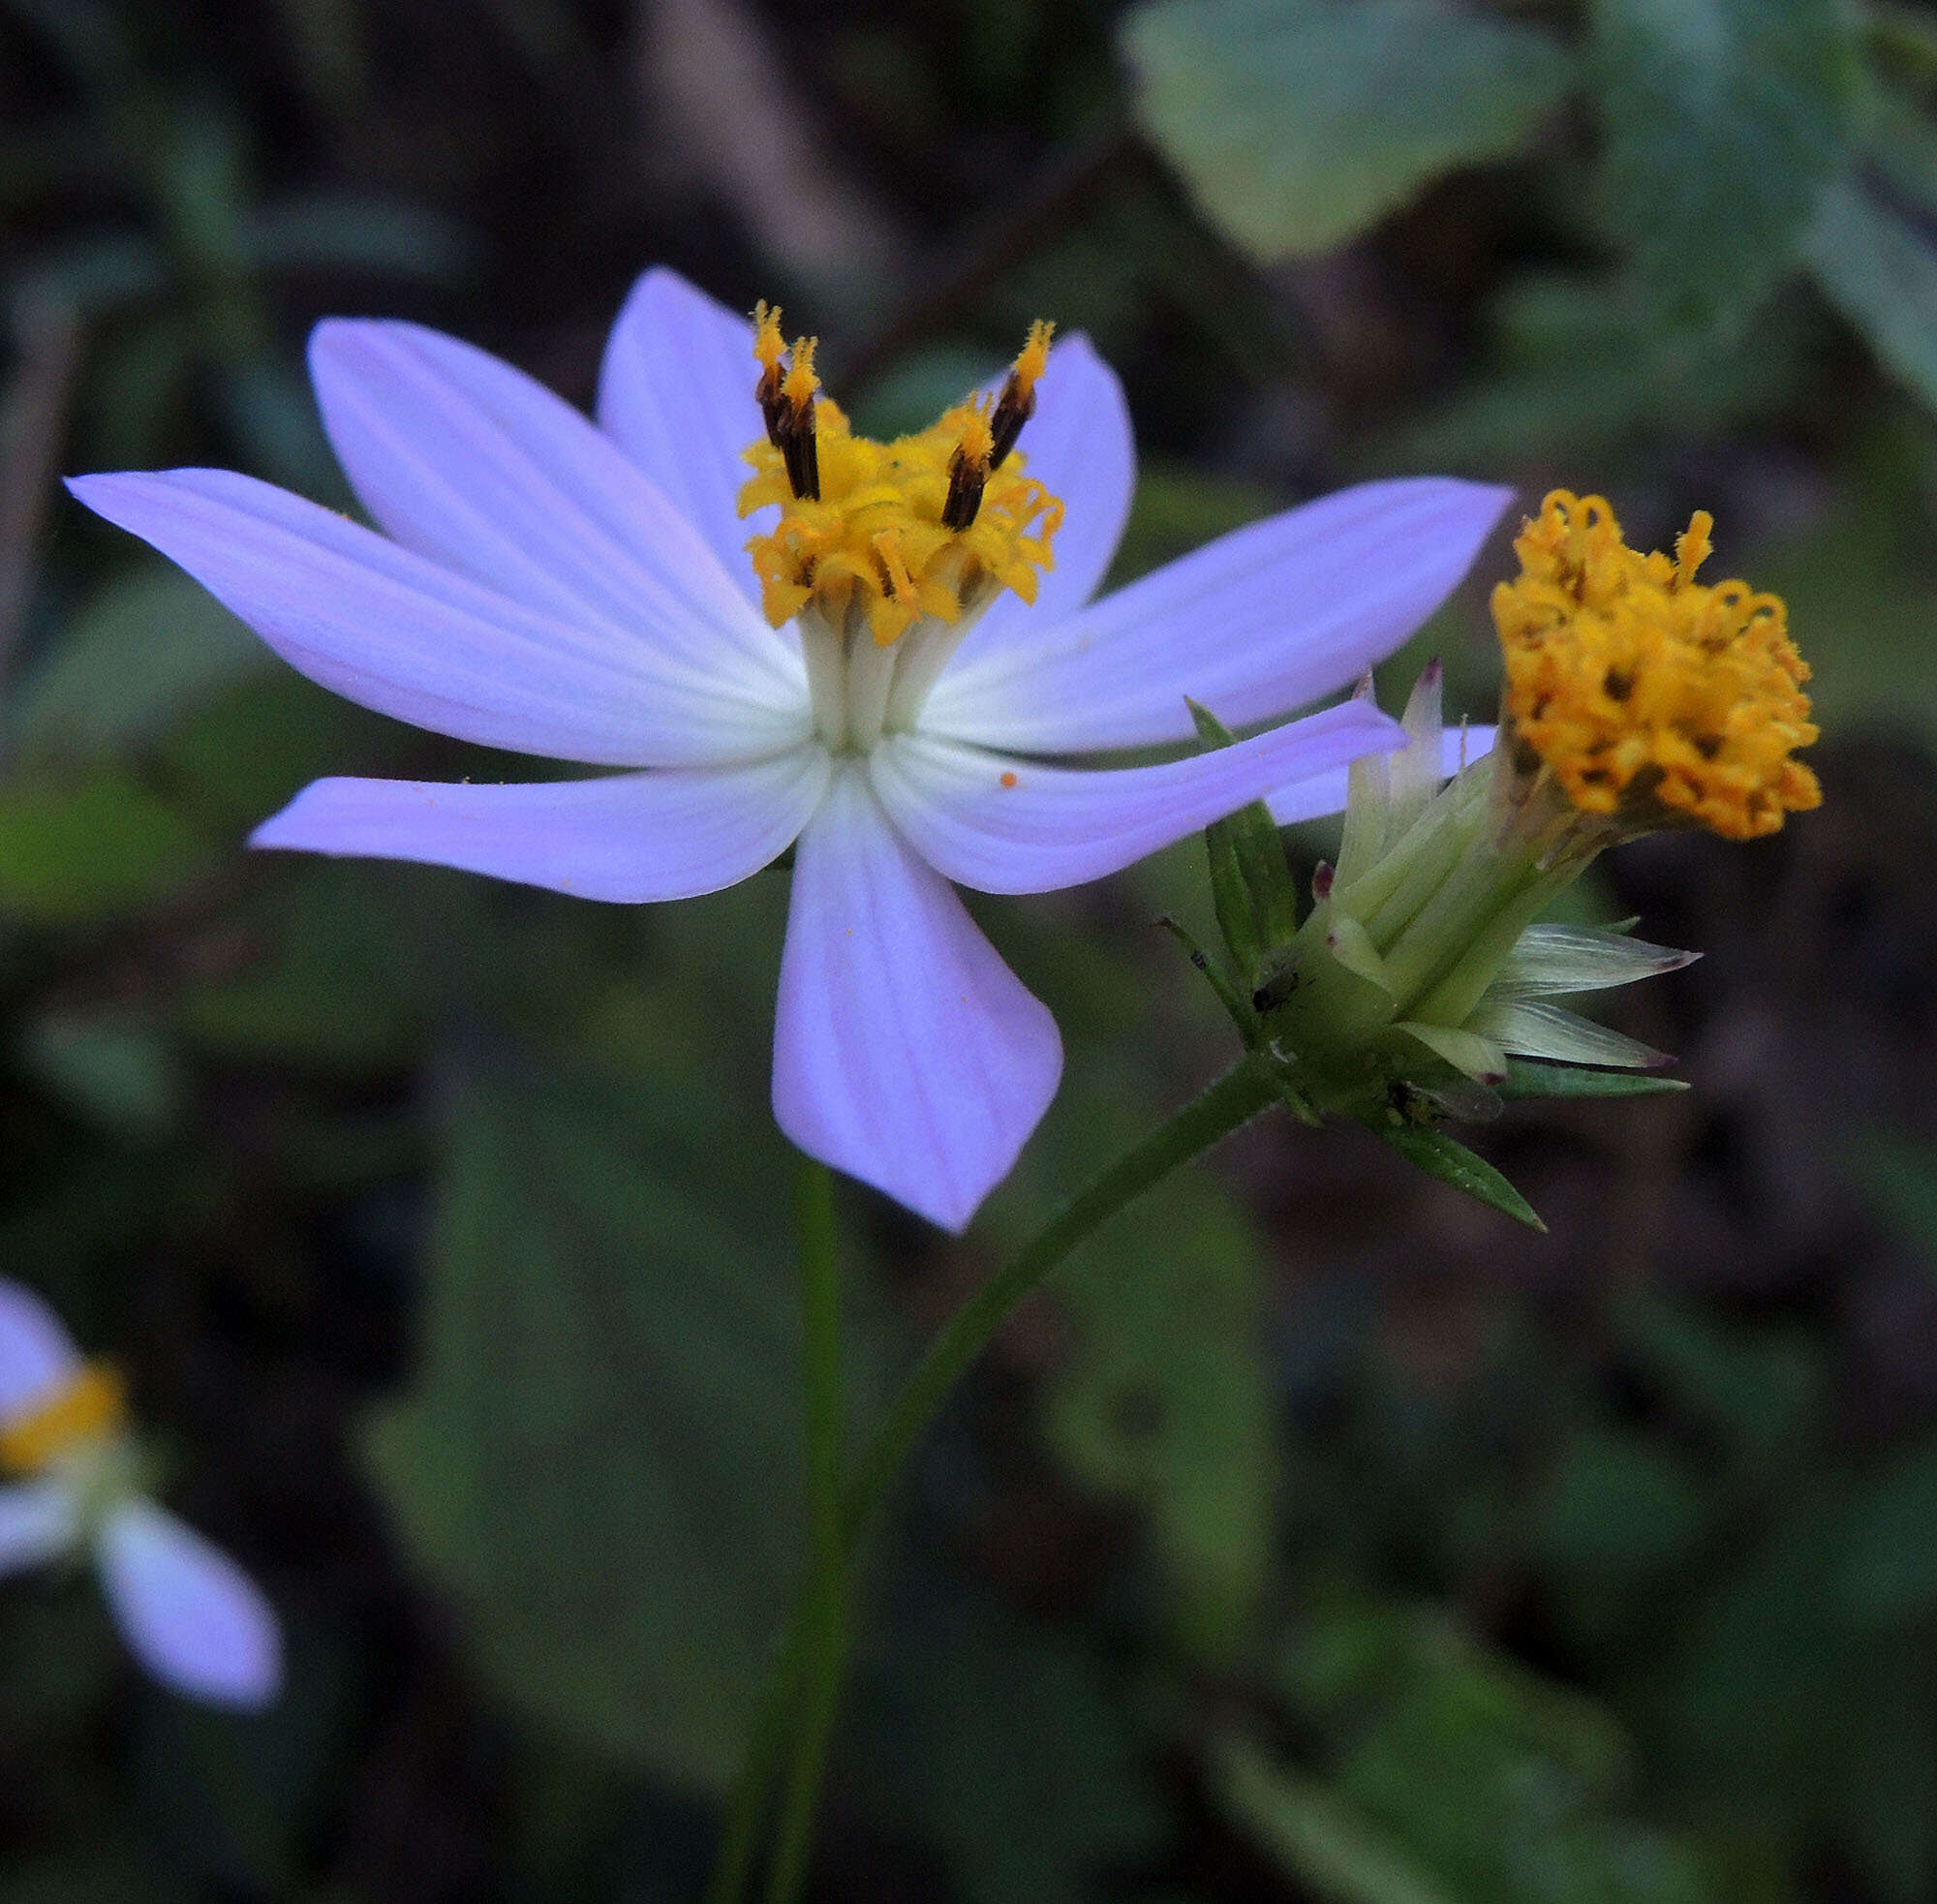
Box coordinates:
[1312,860,1334,900]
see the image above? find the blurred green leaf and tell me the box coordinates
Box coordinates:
[1106,463,1281,587]
[12,566,271,765]
[1592,0,1858,330]
[860,1586,1167,1904]
[1537,1427,1707,1581]
[1214,1735,1456,1904]
[1848,1127,1937,1259]
[1621,1296,1820,1461]
[1123,0,1571,262]
[0,770,208,921]
[1840,1436,1937,1620]
[19,1011,185,1142]
[363,1055,820,1793]
[1805,176,1937,414]
[1045,1162,1276,1661]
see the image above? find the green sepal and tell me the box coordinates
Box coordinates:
[1493,1059,1691,1101]
[1376,1124,1547,1232]
[1189,699,1300,984]
[1157,912,1260,1042]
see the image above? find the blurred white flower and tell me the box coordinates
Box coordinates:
[0,1279,281,1708]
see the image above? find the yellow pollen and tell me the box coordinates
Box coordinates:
[1011,320,1054,400]
[738,318,1063,647]
[781,335,819,407]
[956,397,995,471]
[752,301,784,372]
[0,1361,126,1477]
[1491,491,1821,842]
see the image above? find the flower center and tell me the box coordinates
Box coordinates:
[1491,490,1821,841]
[737,309,1063,752]
[0,1360,126,1476]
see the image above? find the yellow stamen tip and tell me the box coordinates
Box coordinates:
[956,397,995,469]
[1492,490,1821,842]
[781,336,819,406]
[753,301,784,371]
[1012,319,1055,398]
[0,1361,126,1476]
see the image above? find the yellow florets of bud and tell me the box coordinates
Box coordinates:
[1491,491,1821,842]
[752,301,785,372]
[780,335,819,409]
[0,1361,126,1476]
[738,322,1063,648]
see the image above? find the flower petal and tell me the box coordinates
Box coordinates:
[309,319,803,707]
[872,701,1401,896]
[252,749,831,903]
[772,765,1061,1231]
[597,267,771,609]
[67,470,810,768]
[96,1499,282,1708]
[923,477,1513,752]
[1267,725,1496,825]
[0,1480,77,1575]
[0,1279,80,1425]
[943,333,1136,661]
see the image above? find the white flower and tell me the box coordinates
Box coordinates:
[69,269,1509,1229]
[0,1279,280,1709]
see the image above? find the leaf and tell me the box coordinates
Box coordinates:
[1591,0,1859,330]
[1377,1124,1545,1231]
[855,1581,1168,1904]
[1536,1427,1707,1581]
[362,1055,830,1792]
[1189,698,1299,987]
[1494,1059,1688,1100]
[10,566,272,765]
[0,771,208,921]
[1044,1165,1276,1662]
[1805,175,1937,415]
[1122,0,1572,263]
[1839,1436,1937,1621]
[19,1011,185,1142]
[1213,1735,1457,1904]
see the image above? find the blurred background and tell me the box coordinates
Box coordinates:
[5,0,1937,1897]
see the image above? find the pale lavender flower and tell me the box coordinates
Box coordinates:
[69,269,1509,1229]
[0,1280,280,1708]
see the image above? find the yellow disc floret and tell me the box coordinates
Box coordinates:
[1491,491,1821,841]
[0,1360,126,1476]
[738,322,1063,648]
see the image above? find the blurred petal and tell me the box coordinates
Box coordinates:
[943,334,1136,660]
[597,268,771,609]
[923,478,1513,752]
[0,1280,80,1424]
[253,749,831,903]
[1267,724,1496,825]
[773,766,1061,1231]
[309,320,802,705]
[97,1501,281,1708]
[0,1480,77,1575]
[871,700,1400,896]
[67,470,809,768]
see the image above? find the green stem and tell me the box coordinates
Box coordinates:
[842,1055,1278,1542]
[761,1161,848,1904]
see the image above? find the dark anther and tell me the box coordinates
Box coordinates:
[987,372,1035,470]
[941,444,988,531]
[780,415,819,503]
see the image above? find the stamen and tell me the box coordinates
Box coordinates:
[942,399,995,532]
[989,319,1055,468]
[0,1361,126,1476]
[737,302,1061,649]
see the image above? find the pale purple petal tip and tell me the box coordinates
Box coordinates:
[0,1278,80,1426]
[773,767,1061,1232]
[0,1481,78,1577]
[97,1500,282,1708]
